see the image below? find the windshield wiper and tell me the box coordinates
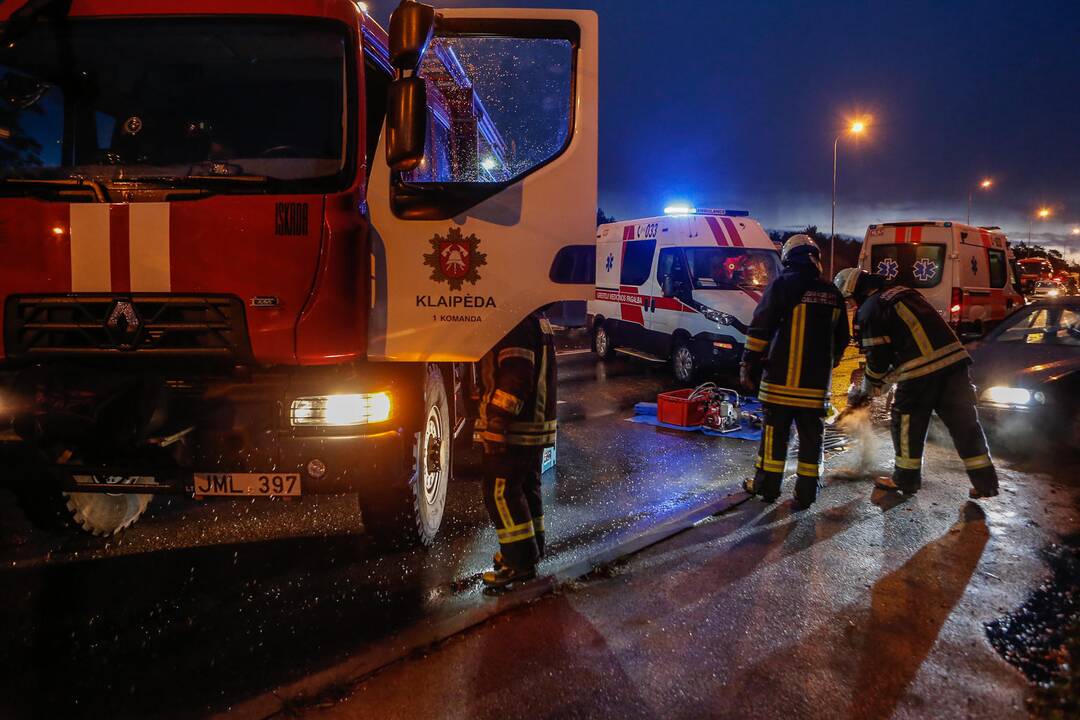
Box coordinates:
[118,174,276,191]
[0,176,107,202]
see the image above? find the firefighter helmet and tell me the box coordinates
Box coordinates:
[834,268,884,302]
[781,234,822,271]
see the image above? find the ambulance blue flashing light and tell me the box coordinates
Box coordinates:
[664,205,696,216]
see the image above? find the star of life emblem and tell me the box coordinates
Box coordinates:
[876,258,899,281]
[423,227,487,291]
[913,258,940,282]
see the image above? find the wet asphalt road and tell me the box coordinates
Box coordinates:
[296,422,1080,720]
[0,344,762,719]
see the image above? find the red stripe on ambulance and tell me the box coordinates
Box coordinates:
[720,217,745,247]
[704,216,728,246]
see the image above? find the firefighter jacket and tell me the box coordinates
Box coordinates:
[742,265,850,410]
[473,313,558,447]
[855,285,970,387]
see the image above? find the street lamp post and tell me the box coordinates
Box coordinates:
[967,178,993,225]
[830,119,867,279]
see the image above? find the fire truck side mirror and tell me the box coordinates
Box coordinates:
[388,0,436,73]
[386,76,428,172]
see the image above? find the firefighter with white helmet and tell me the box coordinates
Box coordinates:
[740,235,850,507]
[834,268,999,499]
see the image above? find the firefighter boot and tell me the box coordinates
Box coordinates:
[749,472,782,503]
[482,564,537,593]
[874,471,921,495]
[794,476,819,509]
[968,466,1000,499]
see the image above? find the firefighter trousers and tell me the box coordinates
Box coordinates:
[890,363,998,494]
[482,446,545,569]
[753,403,825,503]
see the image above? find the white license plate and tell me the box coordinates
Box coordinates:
[193,473,302,497]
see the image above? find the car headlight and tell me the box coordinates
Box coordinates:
[1048,289,1060,297]
[290,393,392,427]
[701,307,735,326]
[980,386,1045,407]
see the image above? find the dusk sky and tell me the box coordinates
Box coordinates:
[371,0,1080,257]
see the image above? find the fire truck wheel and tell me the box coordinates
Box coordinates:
[593,321,615,359]
[62,492,153,537]
[360,365,450,548]
[672,340,698,385]
[13,463,152,537]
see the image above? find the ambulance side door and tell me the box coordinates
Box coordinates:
[959,229,992,327]
[649,245,692,351]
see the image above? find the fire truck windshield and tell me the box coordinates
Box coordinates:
[0,17,350,193]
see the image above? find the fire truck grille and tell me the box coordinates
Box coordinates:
[4,295,253,361]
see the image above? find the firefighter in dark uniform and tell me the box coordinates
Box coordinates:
[740,235,850,508]
[834,268,999,498]
[474,310,558,590]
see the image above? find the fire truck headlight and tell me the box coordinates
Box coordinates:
[981,386,1044,407]
[290,393,392,427]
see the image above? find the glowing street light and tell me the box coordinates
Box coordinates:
[968,177,994,225]
[830,117,871,278]
[1029,206,1053,242]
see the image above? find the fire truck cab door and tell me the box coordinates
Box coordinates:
[367,9,598,362]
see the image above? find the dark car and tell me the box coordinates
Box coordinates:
[968,298,1080,451]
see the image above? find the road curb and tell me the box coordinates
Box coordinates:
[217,489,752,720]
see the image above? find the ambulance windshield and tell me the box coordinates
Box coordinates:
[0,17,349,192]
[684,248,780,290]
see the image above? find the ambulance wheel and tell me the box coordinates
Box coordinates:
[593,321,615,359]
[672,340,698,385]
[360,364,450,549]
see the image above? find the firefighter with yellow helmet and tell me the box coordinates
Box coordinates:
[834,268,999,499]
[740,235,850,508]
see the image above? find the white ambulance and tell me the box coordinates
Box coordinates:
[858,221,1025,335]
[587,209,780,383]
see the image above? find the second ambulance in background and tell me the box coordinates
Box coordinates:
[859,221,1025,336]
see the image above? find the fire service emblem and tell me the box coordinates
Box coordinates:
[423,227,487,291]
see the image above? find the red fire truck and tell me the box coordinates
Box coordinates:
[0,0,598,543]
[1017,257,1055,293]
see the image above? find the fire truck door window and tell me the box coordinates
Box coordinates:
[401,36,573,184]
[987,249,1008,288]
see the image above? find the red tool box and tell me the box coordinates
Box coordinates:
[656,388,707,427]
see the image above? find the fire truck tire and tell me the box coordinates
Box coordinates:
[593,320,615,359]
[13,466,152,537]
[62,492,153,537]
[360,365,450,548]
[672,338,698,385]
